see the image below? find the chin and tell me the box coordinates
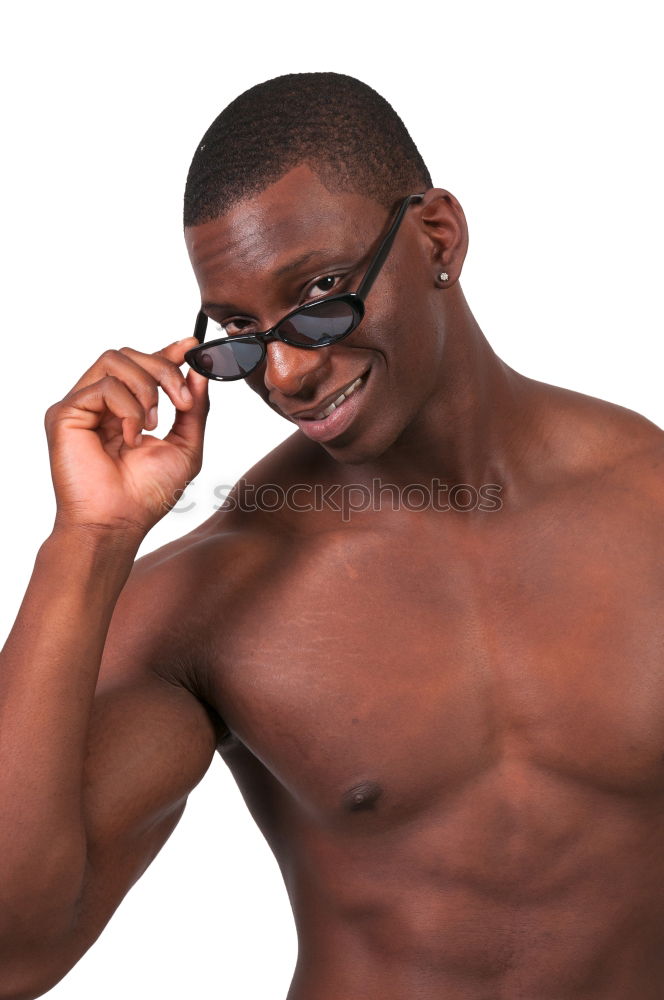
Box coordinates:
[320,424,400,467]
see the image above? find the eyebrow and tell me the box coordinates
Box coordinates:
[274,248,332,278]
[202,248,340,315]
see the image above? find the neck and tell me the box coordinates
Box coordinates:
[344,285,541,495]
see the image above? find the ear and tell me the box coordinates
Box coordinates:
[417,188,469,287]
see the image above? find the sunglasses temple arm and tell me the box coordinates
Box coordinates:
[355,193,424,301]
[193,311,208,344]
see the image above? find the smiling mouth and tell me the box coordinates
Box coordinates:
[298,373,368,422]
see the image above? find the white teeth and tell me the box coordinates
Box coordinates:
[312,376,364,420]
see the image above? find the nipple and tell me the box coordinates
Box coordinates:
[343,781,383,812]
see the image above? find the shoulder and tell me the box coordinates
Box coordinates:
[102,502,285,696]
[522,378,664,566]
[524,375,663,491]
[124,507,288,622]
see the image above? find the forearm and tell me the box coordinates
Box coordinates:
[0,527,140,936]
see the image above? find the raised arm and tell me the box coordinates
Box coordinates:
[0,339,212,999]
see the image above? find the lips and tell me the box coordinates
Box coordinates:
[292,370,370,444]
[287,371,370,421]
[299,374,365,421]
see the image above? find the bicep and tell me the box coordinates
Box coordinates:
[83,674,217,875]
[78,540,221,919]
[41,673,218,990]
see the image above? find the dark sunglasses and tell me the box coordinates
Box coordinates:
[184,192,424,381]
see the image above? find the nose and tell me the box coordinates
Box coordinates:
[262,339,330,398]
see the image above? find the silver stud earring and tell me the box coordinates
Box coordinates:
[437,271,449,283]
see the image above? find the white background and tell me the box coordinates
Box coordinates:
[1,1,662,996]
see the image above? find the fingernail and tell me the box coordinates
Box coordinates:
[180,384,193,403]
[148,406,158,427]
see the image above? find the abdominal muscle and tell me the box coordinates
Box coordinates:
[270,759,664,1000]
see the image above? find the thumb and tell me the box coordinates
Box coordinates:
[165,367,209,455]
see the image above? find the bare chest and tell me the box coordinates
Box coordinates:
[203,516,664,819]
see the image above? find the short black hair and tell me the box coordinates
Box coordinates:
[183,72,432,228]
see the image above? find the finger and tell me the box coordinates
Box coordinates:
[144,337,205,433]
[68,341,200,425]
[120,345,192,418]
[120,340,202,415]
[52,375,147,449]
[163,365,209,458]
[67,351,161,428]
[155,336,200,365]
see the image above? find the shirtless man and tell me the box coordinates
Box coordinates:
[1,71,663,1000]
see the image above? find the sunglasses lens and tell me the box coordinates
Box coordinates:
[192,340,264,379]
[278,299,357,345]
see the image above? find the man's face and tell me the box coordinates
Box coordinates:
[184,164,446,465]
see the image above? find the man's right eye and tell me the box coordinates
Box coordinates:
[214,319,255,337]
